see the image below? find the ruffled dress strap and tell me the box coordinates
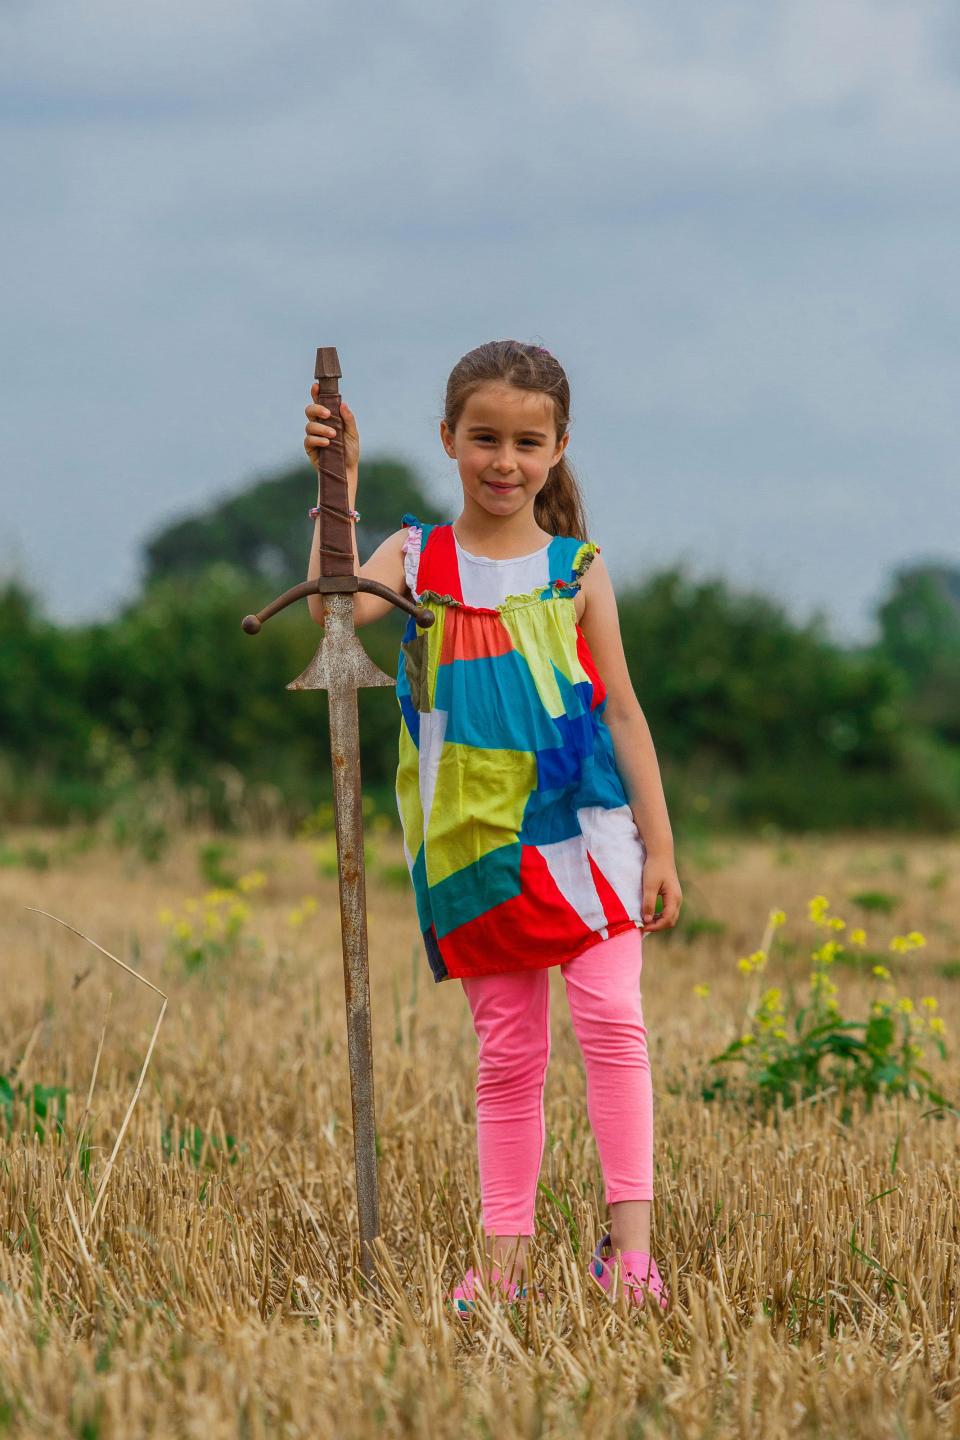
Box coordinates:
[400,512,440,602]
[546,534,601,591]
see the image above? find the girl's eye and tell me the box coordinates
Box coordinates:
[475,436,538,446]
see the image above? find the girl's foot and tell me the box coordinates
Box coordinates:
[449,1264,537,1315]
[587,1232,670,1311]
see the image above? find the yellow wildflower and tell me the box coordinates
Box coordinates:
[920,997,938,1011]
[872,964,891,980]
[173,919,193,942]
[929,1017,945,1035]
[770,909,786,928]
[237,870,267,894]
[808,895,830,924]
[156,907,175,926]
[849,928,867,946]
[287,908,304,928]
[896,997,913,1013]
[890,932,927,953]
[203,888,234,907]
[737,957,754,974]
[692,984,710,998]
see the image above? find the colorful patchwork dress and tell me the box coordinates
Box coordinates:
[395,513,647,984]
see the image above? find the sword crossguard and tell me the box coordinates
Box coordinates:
[241,575,435,635]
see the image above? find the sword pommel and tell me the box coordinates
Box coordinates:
[315,346,342,386]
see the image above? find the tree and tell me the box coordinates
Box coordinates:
[142,456,449,586]
[873,563,960,743]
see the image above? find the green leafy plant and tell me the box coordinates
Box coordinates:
[160,1122,243,1168]
[0,842,50,870]
[0,1074,69,1143]
[849,889,897,915]
[696,898,954,1119]
[157,871,265,974]
[197,839,240,889]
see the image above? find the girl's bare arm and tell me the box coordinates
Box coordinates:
[577,553,675,858]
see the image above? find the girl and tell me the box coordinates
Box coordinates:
[303,339,682,1314]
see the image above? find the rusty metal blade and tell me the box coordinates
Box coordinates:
[285,585,387,1284]
[325,675,382,1281]
[287,593,395,691]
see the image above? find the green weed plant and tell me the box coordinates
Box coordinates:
[157,870,266,974]
[698,896,953,1119]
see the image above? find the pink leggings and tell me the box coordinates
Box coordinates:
[460,925,653,1236]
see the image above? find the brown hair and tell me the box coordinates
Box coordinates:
[442,339,588,541]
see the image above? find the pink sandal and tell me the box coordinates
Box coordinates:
[588,1232,670,1312]
[449,1263,537,1315]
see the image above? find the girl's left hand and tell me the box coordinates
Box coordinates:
[641,854,683,933]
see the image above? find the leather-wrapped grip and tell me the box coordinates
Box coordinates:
[314,346,354,578]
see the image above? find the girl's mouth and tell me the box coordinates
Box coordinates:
[485,481,517,493]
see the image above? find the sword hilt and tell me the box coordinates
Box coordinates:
[243,344,437,636]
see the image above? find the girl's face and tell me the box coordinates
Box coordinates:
[440,382,569,519]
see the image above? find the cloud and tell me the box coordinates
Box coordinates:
[0,0,957,642]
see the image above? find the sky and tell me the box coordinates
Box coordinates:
[1,0,957,647]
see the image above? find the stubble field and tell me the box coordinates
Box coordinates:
[1,825,958,1438]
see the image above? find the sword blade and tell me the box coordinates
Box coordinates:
[287,592,388,1285]
[326,675,382,1284]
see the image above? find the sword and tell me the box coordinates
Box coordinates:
[241,346,435,1285]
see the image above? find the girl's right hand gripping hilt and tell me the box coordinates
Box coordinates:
[241,346,435,635]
